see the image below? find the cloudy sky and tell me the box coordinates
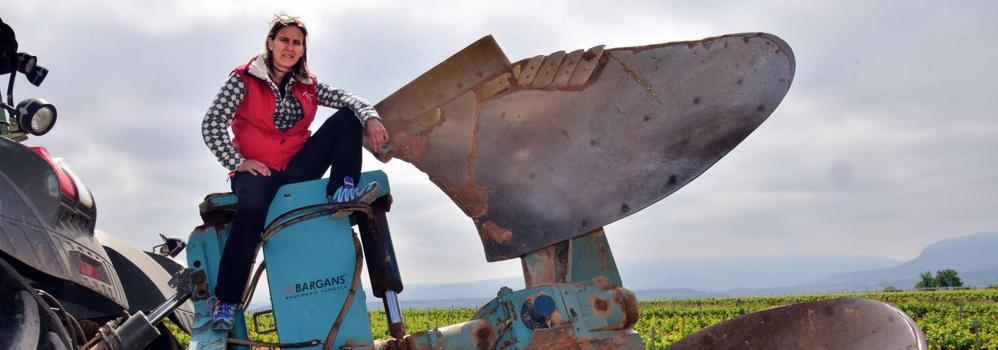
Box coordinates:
[4,1,997,290]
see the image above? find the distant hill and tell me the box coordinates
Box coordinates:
[618,254,899,291]
[805,232,998,290]
[367,297,493,311]
[377,254,898,304]
[365,255,900,309]
[258,232,998,310]
[393,276,523,301]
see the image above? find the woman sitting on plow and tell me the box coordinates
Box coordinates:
[200,13,388,330]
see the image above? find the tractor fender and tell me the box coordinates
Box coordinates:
[96,230,195,334]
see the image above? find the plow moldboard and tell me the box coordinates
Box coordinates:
[375,34,795,261]
[669,298,927,350]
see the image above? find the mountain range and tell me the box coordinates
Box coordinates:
[368,232,998,309]
[803,231,998,290]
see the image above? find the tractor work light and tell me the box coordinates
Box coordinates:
[17,52,34,73]
[15,97,57,135]
[17,52,47,86]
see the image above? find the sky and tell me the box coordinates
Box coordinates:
[4,0,997,291]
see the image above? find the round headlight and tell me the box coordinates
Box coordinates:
[15,98,57,136]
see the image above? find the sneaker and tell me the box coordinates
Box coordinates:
[329,176,380,205]
[211,300,237,330]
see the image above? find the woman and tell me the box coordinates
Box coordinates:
[201,14,388,330]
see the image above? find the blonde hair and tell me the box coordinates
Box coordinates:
[263,13,311,82]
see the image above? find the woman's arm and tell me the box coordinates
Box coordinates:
[315,83,381,126]
[202,73,247,171]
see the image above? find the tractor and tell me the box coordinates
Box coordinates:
[0,17,192,350]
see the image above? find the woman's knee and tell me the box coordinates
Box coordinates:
[329,110,362,132]
[233,191,277,219]
[237,194,274,217]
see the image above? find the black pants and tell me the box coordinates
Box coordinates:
[214,109,363,303]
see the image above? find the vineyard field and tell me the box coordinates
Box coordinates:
[168,289,997,349]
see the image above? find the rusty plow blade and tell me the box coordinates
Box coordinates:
[668,298,928,350]
[374,34,795,261]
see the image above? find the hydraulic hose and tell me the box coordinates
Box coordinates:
[37,289,87,346]
[323,229,364,350]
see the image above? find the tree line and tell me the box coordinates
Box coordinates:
[915,269,963,289]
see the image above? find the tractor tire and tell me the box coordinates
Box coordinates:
[0,259,74,350]
[0,288,41,350]
[37,298,73,350]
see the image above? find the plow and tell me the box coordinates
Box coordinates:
[1,14,926,350]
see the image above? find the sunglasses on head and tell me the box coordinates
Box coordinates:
[274,14,302,25]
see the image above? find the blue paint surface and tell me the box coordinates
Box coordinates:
[188,171,389,349]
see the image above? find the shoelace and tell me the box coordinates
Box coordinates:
[332,185,356,203]
[334,183,376,202]
[209,297,235,316]
[217,303,234,313]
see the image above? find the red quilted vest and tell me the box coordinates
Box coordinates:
[231,57,318,171]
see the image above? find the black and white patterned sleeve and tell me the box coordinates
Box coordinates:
[201,73,247,171]
[316,83,381,126]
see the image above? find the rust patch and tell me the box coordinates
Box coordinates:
[526,325,580,350]
[623,33,769,56]
[591,295,610,316]
[475,73,511,101]
[435,177,489,219]
[701,37,715,49]
[613,288,640,328]
[471,320,497,349]
[583,332,636,350]
[389,130,429,164]
[843,307,857,317]
[480,221,513,244]
[521,259,534,287]
[402,328,439,350]
[389,323,407,340]
[407,108,443,136]
[593,230,613,271]
[592,276,613,290]
[374,339,404,350]
[609,55,663,106]
[523,245,562,287]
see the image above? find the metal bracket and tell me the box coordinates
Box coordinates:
[169,267,202,299]
[252,309,277,334]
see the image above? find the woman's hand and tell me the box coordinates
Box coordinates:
[365,118,390,152]
[236,159,271,176]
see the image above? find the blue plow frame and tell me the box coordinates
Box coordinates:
[186,171,389,349]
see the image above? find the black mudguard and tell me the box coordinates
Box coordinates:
[97,230,194,334]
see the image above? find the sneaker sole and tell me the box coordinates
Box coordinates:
[212,321,234,330]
